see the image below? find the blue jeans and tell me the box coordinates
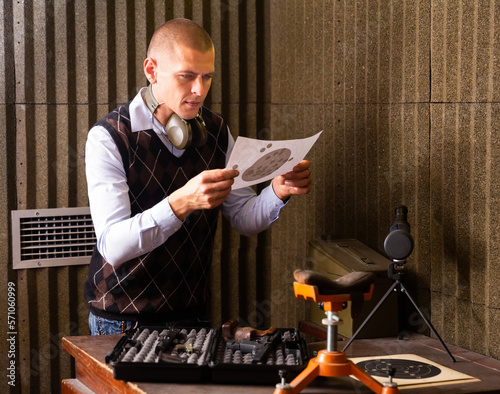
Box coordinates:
[88,311,210,335]
[88,312,137,335]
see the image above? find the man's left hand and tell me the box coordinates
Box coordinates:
[272,160,312,202]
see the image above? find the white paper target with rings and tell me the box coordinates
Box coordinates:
[225,130,322,190]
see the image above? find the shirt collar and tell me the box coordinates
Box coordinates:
[130,87,165,134]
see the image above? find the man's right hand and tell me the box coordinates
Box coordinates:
[168,169,239,221]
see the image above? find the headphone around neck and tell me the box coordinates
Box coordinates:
[144,84,208,150]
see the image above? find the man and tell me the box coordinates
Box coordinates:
[84,18,311,335]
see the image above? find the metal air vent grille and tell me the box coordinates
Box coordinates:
[11,207,96,269]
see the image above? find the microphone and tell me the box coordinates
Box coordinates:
[384,205,414,262]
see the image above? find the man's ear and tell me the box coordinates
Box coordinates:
[144,57,158,84]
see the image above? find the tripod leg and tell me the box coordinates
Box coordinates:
[343,281,399,352]
[397,285,406,339]
[399,282,456,362]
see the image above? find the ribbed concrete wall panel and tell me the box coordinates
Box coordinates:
[430,101,498,356]
[432,0,500,102]
[267,0,499,361]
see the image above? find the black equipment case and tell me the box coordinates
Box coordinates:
[105,325,309,385]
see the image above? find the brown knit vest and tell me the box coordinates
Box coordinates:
[84,102,228,322]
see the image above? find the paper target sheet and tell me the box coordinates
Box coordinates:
[226,131,322,190]
[349,354,479,388]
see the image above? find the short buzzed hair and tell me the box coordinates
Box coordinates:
[147,18,213,59]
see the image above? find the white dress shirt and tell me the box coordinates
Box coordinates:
[85,88,287,267]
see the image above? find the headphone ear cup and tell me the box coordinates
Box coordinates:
[188,115,208,148]
[166,114,191,149]
[189,116,208,148]
[165,113,208,149]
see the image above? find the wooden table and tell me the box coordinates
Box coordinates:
[62,333,500,393]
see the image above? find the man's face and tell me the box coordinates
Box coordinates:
[153,44,215,121]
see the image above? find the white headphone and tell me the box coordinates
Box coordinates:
[144,84,208,150]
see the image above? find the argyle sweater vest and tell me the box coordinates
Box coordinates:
[84,102,229,321]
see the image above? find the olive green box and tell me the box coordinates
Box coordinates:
[307,239,399,339]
